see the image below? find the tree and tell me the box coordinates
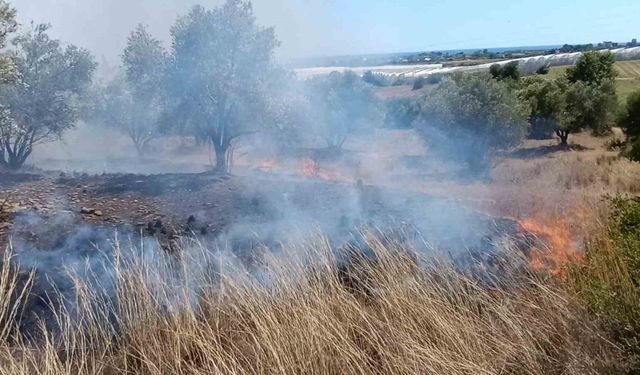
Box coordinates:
[93,24,165,157]
[304,71,382,151]
[164,1,280,173]
[563,80,616,139]
[619,91,640,139]
[415,73,529,171]
[0,0,17,83]
[0,24,96,170]
[93,76,162,157]
[489,61,520,81]
[566,51,617,86]
[385,97,420,129]
[123,24,166,102]
[519,77,567,140]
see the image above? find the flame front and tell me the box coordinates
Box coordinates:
[519,217,584,276]
[298,158,350,182]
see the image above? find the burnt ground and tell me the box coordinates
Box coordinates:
[0,169,530,260]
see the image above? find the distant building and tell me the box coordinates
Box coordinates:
[632,39,638,47]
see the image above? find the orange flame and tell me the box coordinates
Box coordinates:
[258,158,277,173]
[297,158,350,182]
[518,216,583,276]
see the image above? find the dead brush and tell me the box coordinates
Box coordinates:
[0,237,622,375]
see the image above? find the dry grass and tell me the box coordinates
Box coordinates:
[0,236,620,375]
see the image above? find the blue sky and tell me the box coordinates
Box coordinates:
[10,0,640,61]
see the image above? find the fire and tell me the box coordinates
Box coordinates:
[258,158,277,173]
[518,216,584,276]
[297,158,350,182]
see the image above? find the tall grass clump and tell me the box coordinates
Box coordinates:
[0,235,619,374]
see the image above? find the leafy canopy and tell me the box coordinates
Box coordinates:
[415,72,529,170]
[304,71,382,150]
[566,51,617,86]
[164,0,280,171]
[92,24,167,156]
[0,24,96,169]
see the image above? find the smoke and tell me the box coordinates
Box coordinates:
[0,0,537,345]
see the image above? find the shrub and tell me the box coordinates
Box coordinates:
[384,97,420,129]
[619,91,640,140]
[489,61,520,81]
[536,65,550,75]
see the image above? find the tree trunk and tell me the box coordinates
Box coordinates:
[555,130,569,145]
[6,154,27,170]
[213,142,229,173]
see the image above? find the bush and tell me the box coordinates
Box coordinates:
[536,65,550,75]
[629,137,640,162]
[489,61,520,81]
[619,91,640,140]
[384,97,420,129]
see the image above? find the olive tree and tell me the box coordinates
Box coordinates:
[567,51,617,86]
[519,77,567,140]
[0,24,96,170]
[415,72,529,171]
[164,1,280,173]
[304,71,382,151]
[0,0,16,83]
[93,24,165,157]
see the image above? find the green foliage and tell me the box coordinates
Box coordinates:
[566,51,617,86]
[363,71,385,87]
[415,72,529,171]
[618,91,640,141]
[536,65,550,75]
[519,77,566,139]
[0,24,96,169]
[164,0,281,172]
[123,24,166,102]
[629,138,640,163]
[96,24,168,156]
[489,61,520,81]
[412,74,442,90]
[305,71,382,150]
[0,0,16,84]
[564,80,616,136]
[384,97,420,129]
[573,197,640,370]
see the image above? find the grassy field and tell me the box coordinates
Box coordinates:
[547,60,640,103]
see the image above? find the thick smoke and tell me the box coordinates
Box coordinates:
[0,0,534,344]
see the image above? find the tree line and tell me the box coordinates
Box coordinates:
[0,0,639,175]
